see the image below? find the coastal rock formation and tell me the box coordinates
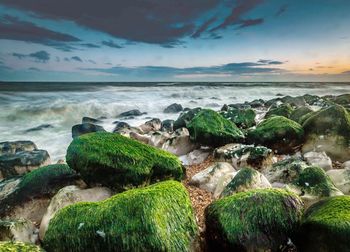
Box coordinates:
[247,116,304,154]
[289,106,313,124]
[161,119,174,132]
[0,141,37,155]
[303,151,333,171]
[205,189,303,251]
[139,118,162,133]
[187,109,245,147]
[326,168,350,194]
[265,103,294,119]
[220,107,256,128]
[173,107,201,130]
[118,109,146,117]
[163,103,183,113]
[0,219,38,244]
[179,149,210,166]
[82,116,102,124]
[66,132,184,191]
[220,167,271,197]
[71,123,106,138]
[43,181,198,252]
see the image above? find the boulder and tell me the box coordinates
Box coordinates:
[205,189,303,251]
[326,169,350,194]
[118,109,145,117]
[0,164,79,222]
[0,241,43,251]
[43,181,198,252]
[343,160,350,169]
[0,149,50,179]
[0,219,38,244]
[302,105,350,161]
[331,93,350,107]
[0,141,37,155]
[163,103,183,113]
[220,167,271,197]
[179,149,210,166]
[214,144,273,170]
[161,119,174,132]
[82,117,102,124]
[39,185,112,240]
[247,116,304,154]
[71,123,105,138]
[303,151,332,171]
[139,118,161,133]
[25,124,53,133]
[281,96,307,107]
[173,107,201,130]
[220,108,256,128]
[187,109,244,147]
[265,103,294,119]
[189,162,236,198]
[66,132,184,191]
[161,128,196,156]
[295,196,350,251]
[289,106,313,124]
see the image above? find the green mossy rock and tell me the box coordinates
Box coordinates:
[290,106,313,124]
[0,164,77,217]
[265,103,294,119]
[173,107,201,130]
[66,132,183,190]
[295,196,350,251]
[206,188,304,251]
[220,108,256,128]
[247,116,304,154]
[187,109,244,147]
[44,180,198,252]
[332,93,350,106]
[0,241,43,251]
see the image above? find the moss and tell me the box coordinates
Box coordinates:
[290,106,313,124]
[292,166,339,197]
[265,103,294,119]
[220,108,256,128]
[205,188,304,251]
[66,132,183,191]
[220,167,258,197]
[0,241,43,251]
[44,180,198,252]
[247,116,304,153]
[0,164,77,217]
[295,196,350,251]
[266,157,307,184]
[187,109,245,147]
[173,107,201,130]
[333,93,350,106]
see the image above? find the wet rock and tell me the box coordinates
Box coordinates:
[265,103,294,119]
[0,141,37,155]
[161,119,174,132]
[139,118,161,134]
[82,116,102,124]
[72,123,106,138]
[326,169,350,194]
[0,219,38,244]
[173,107,201,130]
[25,124,53,132]
[179,149,210,166]
[220,108,256,128]
[118,109,146,117]
[164,103,183,113]
[303,151,332,171]
[289,106,313,124]
[161,128,196,156]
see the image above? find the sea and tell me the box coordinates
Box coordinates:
[1,82,350,162]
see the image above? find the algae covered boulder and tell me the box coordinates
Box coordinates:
[220,108,256,128]
[187,109,244,147]
[265,103,294,119]
[289,106,313,124]
[302,105,350,161]
[247,116,304,153]
[205,189,304,251]
[44,180,198,252]
[0,241,43,251]
[295,196,350,251]
[66,132,183,190]
[173,107,201,130]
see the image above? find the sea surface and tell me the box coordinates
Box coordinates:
[1,82,350,162]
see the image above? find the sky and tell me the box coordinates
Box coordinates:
[0,0,350,82]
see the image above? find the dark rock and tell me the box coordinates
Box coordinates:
[112,122,131,133]
[82,116,102,124]
[173,107,202,130]
[118,109,145,117]
[265,103,294,119]
[161,119,174,132]
[72,123,106,138]
[164,103,183,113]
[140,118,162,133]
[249,99,265,108]
[25,124,53,132]
[220,108,256,128]
[0,141,37,155]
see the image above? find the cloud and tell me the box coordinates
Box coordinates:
[342,70,350,75]
[71,56,82,62]
[191,16,217,38]
[101,40,123,49]
[275,4,288,16]
[12,50,50,62]
[258,59,283,65]
[88,59,96,64]
[237,18,264,29]
[0,15,80,50]
[80,43,100,48]
[28,67,40,71]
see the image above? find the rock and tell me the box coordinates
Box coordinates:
[302,105,350,162]
[264,157,307,185]
[139,118,161,133]
[302,94,330,107]
[43,181,198,252]
[289,106,313,124]
[0,149,51,179]
[343,160,350,169]
[265,103,294,119]
[281,96,307,107]
[220,108,256,128]
[187,109,244,147]
[220,167,271,197]
[39,185,112,240]
[0,164,79,223]
[0,141,37,155]
[163,103,183,113]
[0,241,43,251]
[161,128,196,156]
[295,196,350,251]
[179,149,210,166]
[66,132,184,191]
[290,166,343,207]
[25,124,53,132]
[161,119,174,132]
[118,109,145,117]
[82,116,102,124]
[249,99,265,108]
[247,116,304,154]
[214,144,273,170]
[112,122,143,136]
[0,219,38,244]
[173,107,201,130]
[303,151,332,171]
[205,189,304,251]
[326,169,350,194]
[189,162,236,197]
[71,123,106,138]
[332,93,350,106]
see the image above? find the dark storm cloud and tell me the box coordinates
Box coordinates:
[275,4,288,17]
[12,50,50,62]
[0,15,80,50]
[191,16,217,38]
[80,43,100,48]
[71,56,82,62]
[237,18,264,29]
[101,40,123,49]
[258,59,283,65]
[2,0,221,45]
